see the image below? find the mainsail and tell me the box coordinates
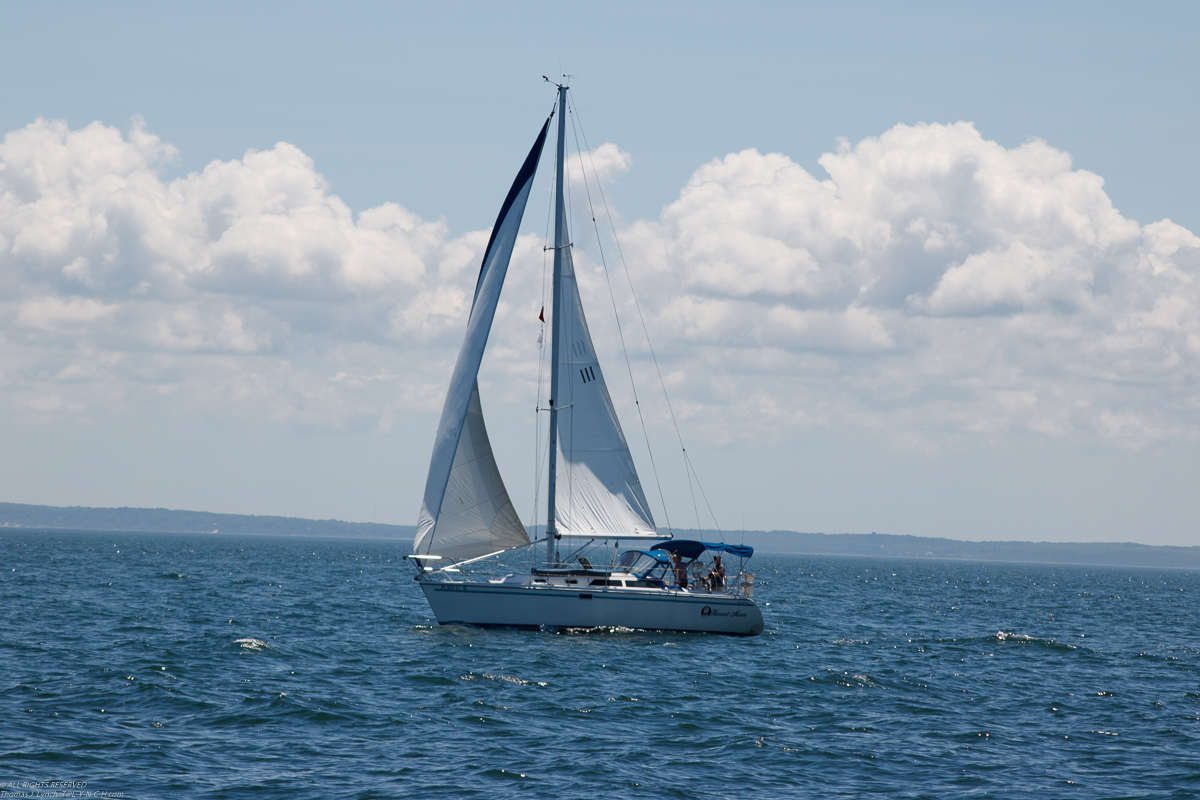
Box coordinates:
[551,243,657,538]
[414,119,549,562]
[542,83,655,542]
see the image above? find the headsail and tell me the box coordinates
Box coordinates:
[415,119,550,562]
[551,231,657,539]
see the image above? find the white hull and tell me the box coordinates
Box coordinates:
[418,579,764,636]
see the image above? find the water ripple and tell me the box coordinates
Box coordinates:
[2,530,1197,798]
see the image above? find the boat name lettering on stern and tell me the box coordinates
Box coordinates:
[700,606,747,618]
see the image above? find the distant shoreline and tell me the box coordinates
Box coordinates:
[0,524,414,542]
[3,501,1198,570]
[0,501,415,540]
[747,548,1200,571]
[735,529,1200,570]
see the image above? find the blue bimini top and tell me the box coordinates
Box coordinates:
[650,540,754,560]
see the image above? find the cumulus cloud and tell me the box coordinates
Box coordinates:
[2,117,1198,450]
[617,121,1200,448]
[0,116,515,430]
[565,141,631,188]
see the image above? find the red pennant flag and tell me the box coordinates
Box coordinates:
[538,306,545,322]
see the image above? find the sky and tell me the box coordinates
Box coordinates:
[2,1,1199,546]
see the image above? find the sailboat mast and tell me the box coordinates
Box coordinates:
[545,83,568,566]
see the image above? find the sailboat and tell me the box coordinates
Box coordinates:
[408,83,764,636]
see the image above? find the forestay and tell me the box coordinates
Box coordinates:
[414,120,550,562]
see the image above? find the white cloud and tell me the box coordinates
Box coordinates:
[0,117,502,429]
[14,295,116,330]
[2,117,1198,450]
[616,122,1200,449]
[565,142,631,188]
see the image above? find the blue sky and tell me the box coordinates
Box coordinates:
[2,1,1199,545]
[5,2,1197,231]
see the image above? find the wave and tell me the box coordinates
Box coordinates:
[560,625,641,635]
[459,672,549,687]
[233,637,269,652]
[988,631,1080,651]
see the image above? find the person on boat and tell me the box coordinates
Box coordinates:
[673,553,688,590]
[708,555,725,591]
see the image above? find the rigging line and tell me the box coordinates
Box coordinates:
[684,447,723,539]
[561,538,595,564]
[571,96,724,542]
[557,96,578,541]
[530,188,551,539]
[683,443,703,538]
[565,92,673,535]
[529,433,551,553]
[531,96,561,540]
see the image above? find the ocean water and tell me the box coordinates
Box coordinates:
[2,530,1198,799]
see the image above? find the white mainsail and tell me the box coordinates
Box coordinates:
[414,120,549,562]
[550,202,657,539]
